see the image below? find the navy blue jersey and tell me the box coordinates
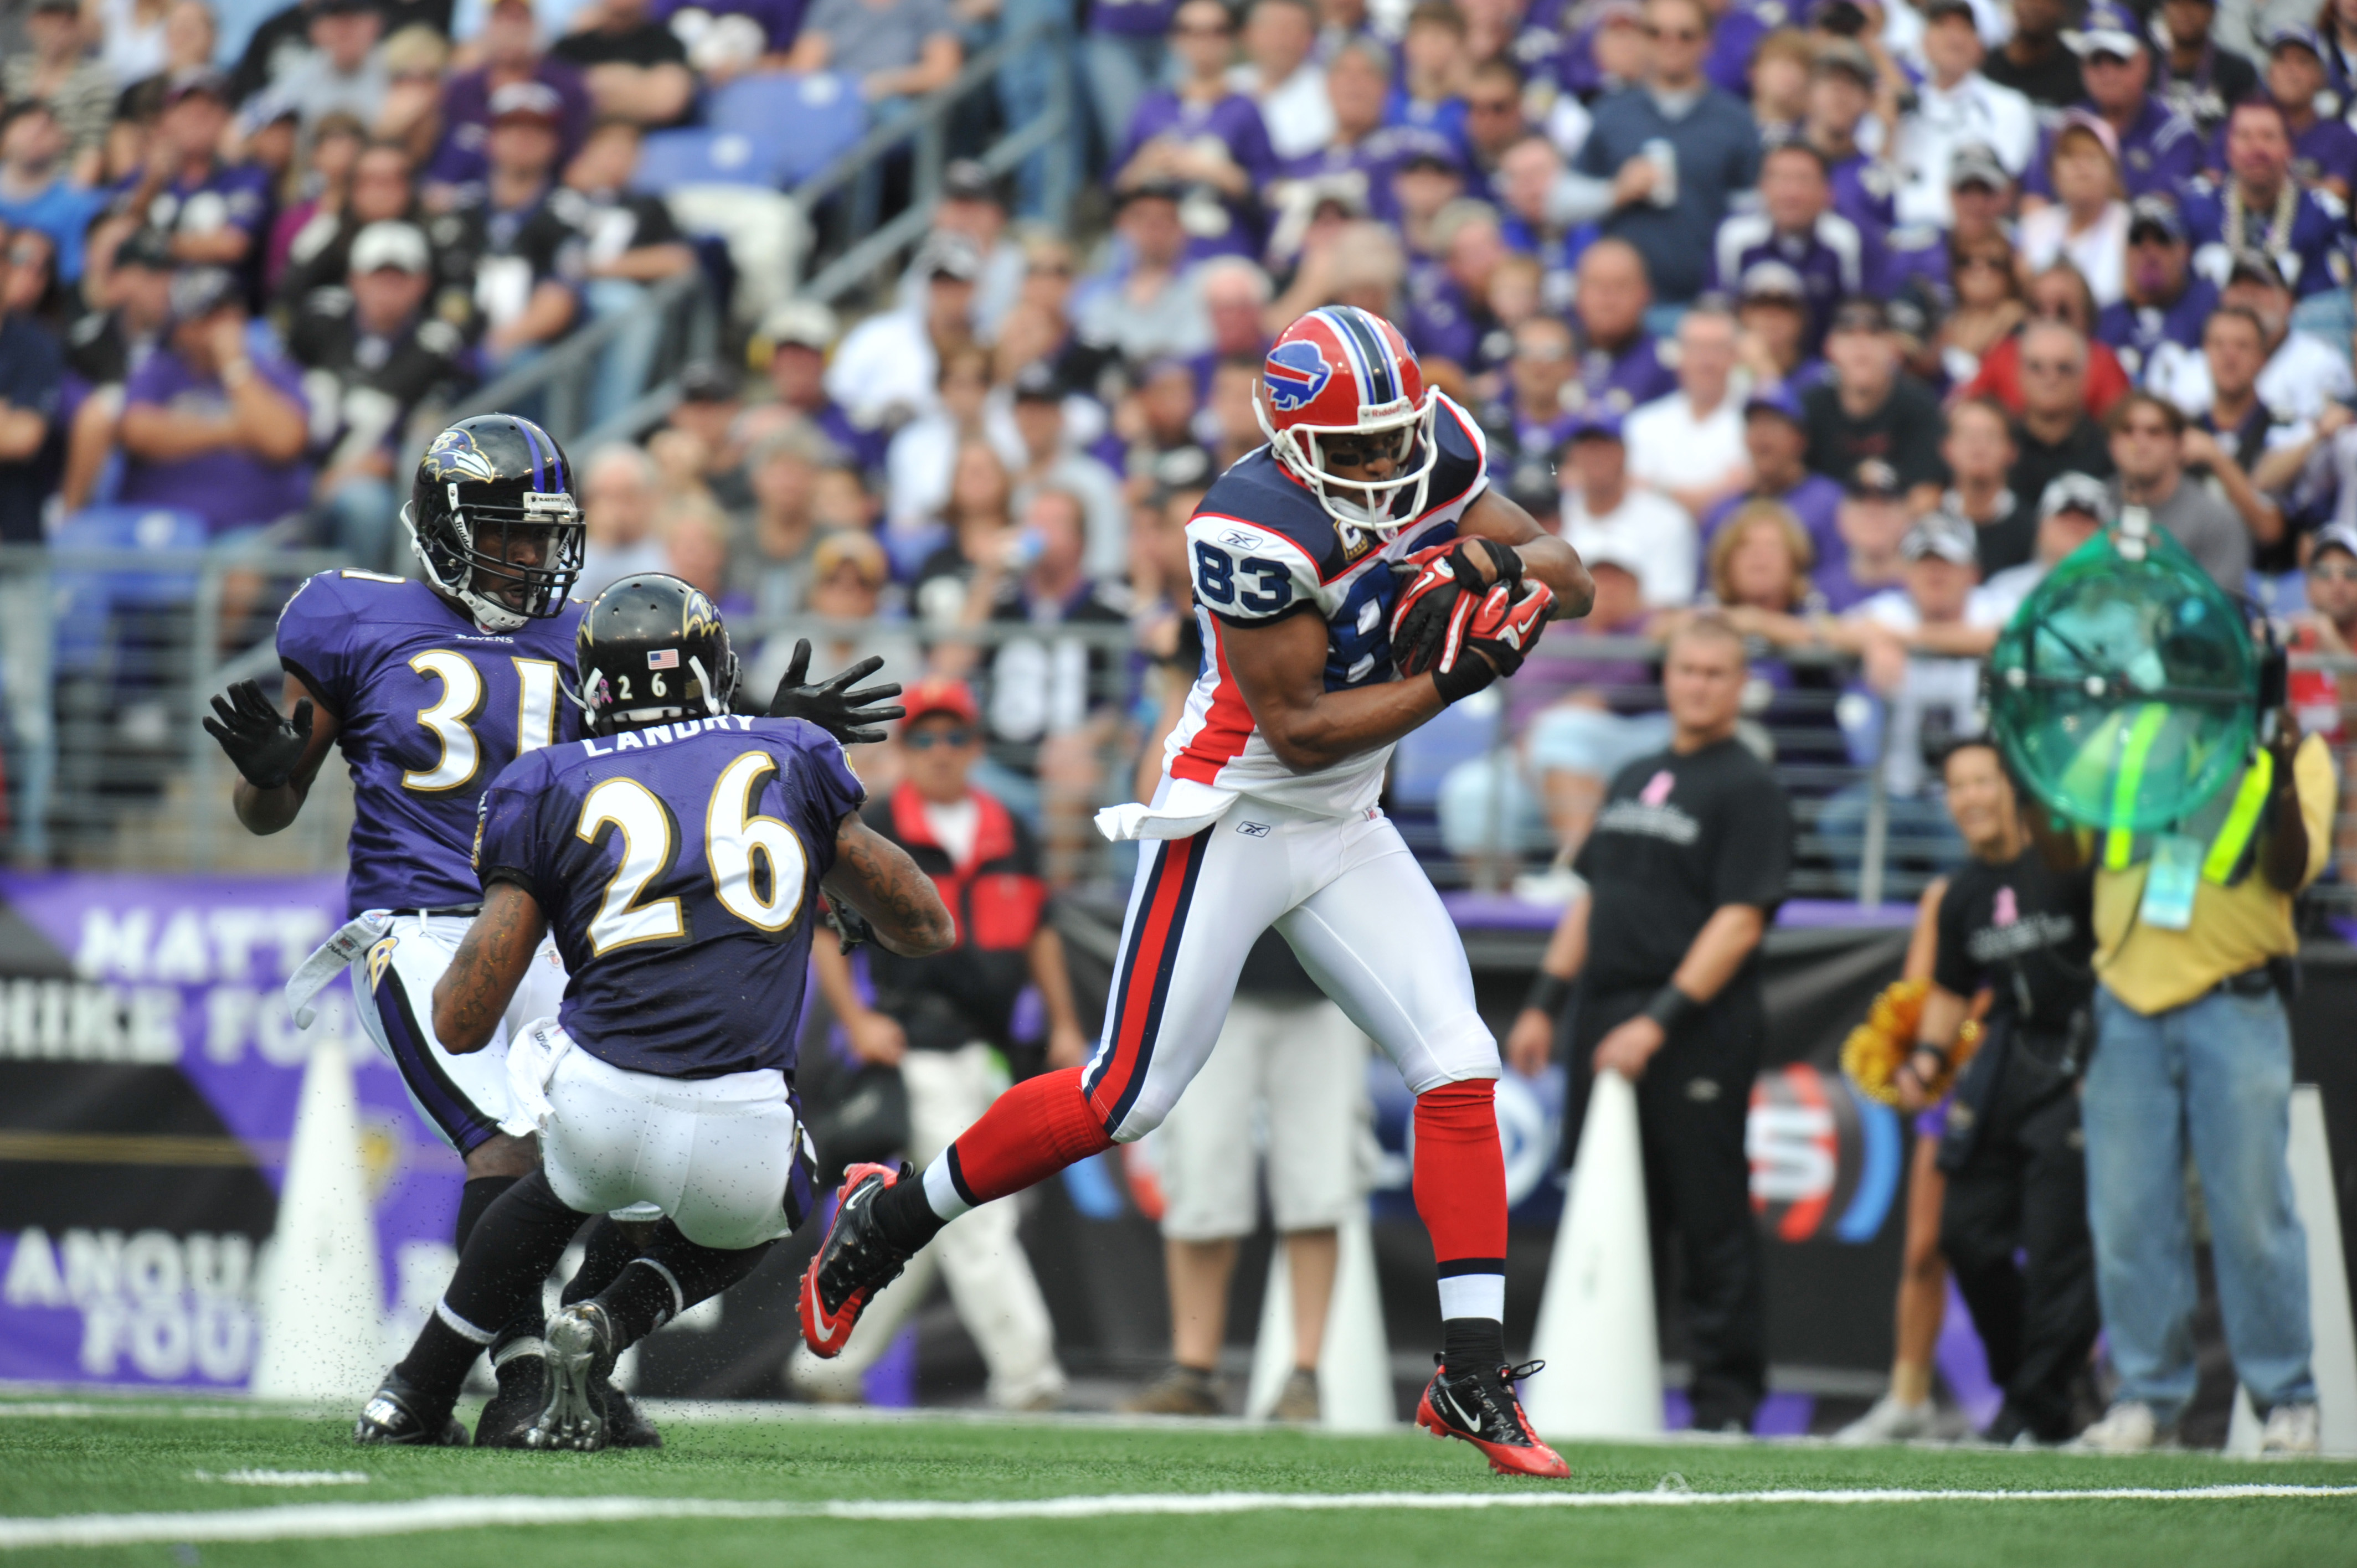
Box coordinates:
[473,715,866,1078]
[1162,391,1489,815]
[277,570,582,916]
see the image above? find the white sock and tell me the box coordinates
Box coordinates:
[921,1153,971,1223]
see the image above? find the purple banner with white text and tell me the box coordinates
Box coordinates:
[0,873,465,1391]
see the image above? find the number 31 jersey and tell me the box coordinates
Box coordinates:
[277,571,583,917]
[1163,391,1490,819]
[473,716,866,1079]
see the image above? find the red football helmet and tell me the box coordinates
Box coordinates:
[1255,306,1439,535]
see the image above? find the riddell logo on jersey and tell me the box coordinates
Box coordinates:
[1263,341,1332,411]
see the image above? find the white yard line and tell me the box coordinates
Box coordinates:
[3,1485,2355,1548]
[189,1472,371,1487]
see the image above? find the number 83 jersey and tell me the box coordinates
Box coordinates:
[277,570,583,917]
[1164,391,1490,819]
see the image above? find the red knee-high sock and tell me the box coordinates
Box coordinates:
[1414,1077,1509,1369]
[944,1065,1114,1206]
[877,1067,1116,1251]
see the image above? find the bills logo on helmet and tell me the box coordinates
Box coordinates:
[1263,340,1334,412]
[421,427,499,483]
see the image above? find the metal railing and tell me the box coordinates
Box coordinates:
[19,562,2357,916]
[794,18,1077,307]
[405,270,717,467]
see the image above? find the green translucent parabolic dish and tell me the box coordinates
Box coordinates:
[1987,526,2256,833]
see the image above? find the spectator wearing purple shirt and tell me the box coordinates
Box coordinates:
[2020,7,2202,208]
[1117,0,1279,264]
[2209,27,2357,205]
[2180,99,2346,300]
[1270,38,1402,215]
[1476,312,1579,521]
[1803,42,1898,238]
[2093,194,2217,386]
[1702,383,1844,567]
[102,75,274,300]
[1708,141,1881,355]
[1086,0,1177,162]
[1402,198,1504,374]
[426,0,594,207]
[1386,1,1472,156]
[1563,238,1677,417]
[116,267,313,538]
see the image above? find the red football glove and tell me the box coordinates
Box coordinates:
[1390,538,1522,678]
[1432,579,1557,702]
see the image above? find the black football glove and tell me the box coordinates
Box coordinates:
[825,900,873,955]
[203,679,313,790]
[765,639,907,745]
[1390,537,1524,678]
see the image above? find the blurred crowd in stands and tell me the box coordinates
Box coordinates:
[2,0,2357,883]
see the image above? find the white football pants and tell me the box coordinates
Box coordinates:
[1082,797,1498,1143]
[511,1021,816,1251]
[352,911,569,1154]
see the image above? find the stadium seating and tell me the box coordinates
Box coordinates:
[704,72,868,186]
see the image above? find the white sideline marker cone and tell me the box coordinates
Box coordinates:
[1244,1205,1396,1428]
[251,1036,384,1402]
[1525,1069,1661,1438]
[2291,1086,2357,1457]
[2211,1087,2352,1459]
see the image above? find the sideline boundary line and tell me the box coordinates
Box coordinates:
[5,1485,2357,1547]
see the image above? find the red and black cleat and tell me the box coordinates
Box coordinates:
[797,1162,917,1358]
[1416,1358,1571,1478]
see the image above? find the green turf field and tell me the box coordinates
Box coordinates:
[3,1397,2355,1568]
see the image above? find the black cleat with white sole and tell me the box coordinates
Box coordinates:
[474,1340,547,1449]
[354,1372,469,1447]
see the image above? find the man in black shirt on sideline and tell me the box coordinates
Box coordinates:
[1506,614,1793,1433]
[1893,738,2099,1446]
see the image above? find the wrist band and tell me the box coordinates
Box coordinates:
[1523,971,1573,1018]
[1643,984,1700,1032]
[1432,657,1497,704]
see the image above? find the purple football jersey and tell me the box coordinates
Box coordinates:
[276,571,584,917]
[474,715,866,1078]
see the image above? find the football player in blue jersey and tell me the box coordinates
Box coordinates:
[352,574,950,1449]
[800,306,1598,1478]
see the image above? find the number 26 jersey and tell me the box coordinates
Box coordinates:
[473,716,867,1079]
[276,570,583,917]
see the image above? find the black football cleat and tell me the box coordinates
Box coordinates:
[526,1302,619,1452]
[798,1162,915,1358]
[600,1379,663,1450]
[1416,1358,1571,1478]
[474,1340,547,1449]
[354,1371,469,1447]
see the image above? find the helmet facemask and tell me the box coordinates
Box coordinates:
[575,642,740,736]
[1258,388,1441,540]
[406,484,585,634]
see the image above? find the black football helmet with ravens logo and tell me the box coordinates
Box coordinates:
[405,412,585,633]
[572,572,740,736]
